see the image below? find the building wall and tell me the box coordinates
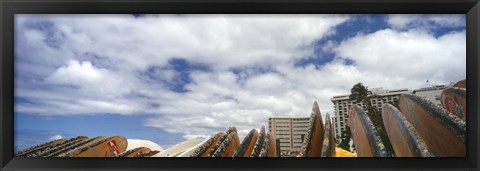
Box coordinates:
[330,88,411,145]
[413,85,447,106]
[268,117,309,157]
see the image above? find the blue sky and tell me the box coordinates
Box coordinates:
[14,14,466,152]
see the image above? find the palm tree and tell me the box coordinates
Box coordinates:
[349,82,394,156]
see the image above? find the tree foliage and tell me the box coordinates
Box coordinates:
[339,125,352,151]
[349,82,395,156]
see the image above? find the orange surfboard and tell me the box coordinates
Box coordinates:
[211,131,240,157]
[73,136,128,157]
[321,113,336,157]
[259,131,277,157]
[441,87,466,121]
[349,105,387,157]
[297,101,324,157]
[33,136,89,157]
[453,79,466,88]
[250,126,266,157]
[118,147,152,157]
[16,138,66,157]
[382,104,433,157]
[190,132,225,157]
[233,129,259,157]
[399,94,465,157]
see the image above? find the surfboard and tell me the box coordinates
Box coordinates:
[233,129,259,157]
[207,127,236,157]
[118,147,152,157]
[154,139,203,157]
[399,94,466,157]
[51,136,108,157]
[321,113,336,157]
[189,132,225,157]
[453,79,466,88]
[382,104,434,157]
[73,136,128,157]
[250,126,266,157]
[177,138,209,157]
[441,87,466,121]
[297,101,324,157]
[31,136,89,157]
[259,131,277,157]
[211,131,240,157]
[16,138,66,157]
[349,105,388,157]
[137,150,160,157]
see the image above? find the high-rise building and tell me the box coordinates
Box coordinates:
[413,85,448,106]
[268,117,309,157]
[330,87,411,145]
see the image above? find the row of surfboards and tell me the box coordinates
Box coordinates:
[350,84,466,157]
[16,80,466,157]
[15,135,159,157]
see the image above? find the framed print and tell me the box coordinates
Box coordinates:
[1,0,479,170]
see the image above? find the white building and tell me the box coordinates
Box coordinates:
[268,117,309,157]
[413,85,448,106]
[330,87,411,145]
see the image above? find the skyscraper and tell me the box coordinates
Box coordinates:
[330,87,411,145]
[268,116,309,156]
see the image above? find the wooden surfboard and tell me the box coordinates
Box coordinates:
[211,131,240,157]
[259,132,277,157]
[399,94,466,157]
[137,150,160,157]
[349,105,388,157]
[382,104,434,157]
[250,126,266,157]
[441,87,466,121]
[189,132,225,157]
[73,136,128,157]
[233,129,259,157]
[208,127,236,157]
[321,113,336,157]
[32,136,89,157]
[16,138,66,157]
[297,101,324,157]
[51,136,108,157]
[453,79,466,88]
[118,147,152,157]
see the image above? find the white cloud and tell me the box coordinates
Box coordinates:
[333,29,466,89]
[15,14,465,142]
[48,134,62,141]
[387,14,465,30]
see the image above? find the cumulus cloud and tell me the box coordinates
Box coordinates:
[15,14,465,141]
[333,29,466,89]
[386,14,465,30]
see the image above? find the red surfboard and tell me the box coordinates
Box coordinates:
[441,87,466,121]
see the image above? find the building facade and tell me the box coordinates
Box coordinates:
[413,85,448,106]
[330,87,411,145]
[268,117,309,157]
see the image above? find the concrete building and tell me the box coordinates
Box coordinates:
[330,87,411,145]
[268,116,309,157]
[413,85,448,106]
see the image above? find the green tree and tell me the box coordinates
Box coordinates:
[339,125,352,152]
[349,83,394,156]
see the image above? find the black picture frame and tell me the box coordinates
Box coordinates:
[1,0,479,170]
